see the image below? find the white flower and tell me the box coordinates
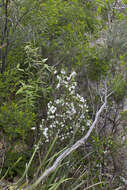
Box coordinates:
[66,71,76,81]
[87,120,91,126]
[73,82,77,86]
[34,144,39,150]
[56,83,60,89]
[55,99,60,104]
[31,127,36,130]
[80,97,85,103]
[57,75,61,80]
[43,128,48,138]
[61,136,65,140]
[61,69,66,74]
[55,120,59,124]
[76,93,81,99]
[48,101,52,108]
[42,119,45,123]
[79,104,83,109]
[50,123,56,128]
[70,90,75,95]
[54,70,57,74]
[48,105,56,114]
[69,85,75,92]
[80,114,85,119]
[49,115,55,119]
[68,71,76,80]
[67,76,70,81]
[40,124,43,130]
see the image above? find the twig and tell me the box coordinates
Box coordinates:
[83,181,105,190]
[115,187,123,190]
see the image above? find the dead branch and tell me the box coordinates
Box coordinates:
[24,91,110,190]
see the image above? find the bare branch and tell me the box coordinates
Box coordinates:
[24,92,110,190]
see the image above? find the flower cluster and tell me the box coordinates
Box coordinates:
[41,69,91,142]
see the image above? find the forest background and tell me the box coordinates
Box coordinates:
[0,0,127,189]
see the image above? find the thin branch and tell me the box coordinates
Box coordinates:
[24,92,110,190]
[83,181,105,190]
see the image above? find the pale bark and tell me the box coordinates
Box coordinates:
[24,92,110,190]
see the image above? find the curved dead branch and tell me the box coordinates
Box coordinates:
[24,91,110,190]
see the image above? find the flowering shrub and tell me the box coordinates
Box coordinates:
[40,69,91,143]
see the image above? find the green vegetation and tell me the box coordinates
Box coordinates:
[0,0,127,189]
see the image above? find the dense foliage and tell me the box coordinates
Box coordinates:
[0,0,127,189]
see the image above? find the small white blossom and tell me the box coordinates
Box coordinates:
[87,120,91,126]
[49,115,55,119]
[43,127,48,138]
[57,75,61,80]
[73,82,77,86]
[54,70,57,74]
[61,69,66,74]
[80,97,85,103]
[56,83,60,89]
[48,101,52,108]
[48,105,56,114]
[55,99,60,104]
[70,71,76,78]
[103,150,108,154]
[40,124,43,130]
[70,90,75,95]
[80,114,85,119]
[69,85,75,91]
[34,144,39,150]
[31,127,36,130]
